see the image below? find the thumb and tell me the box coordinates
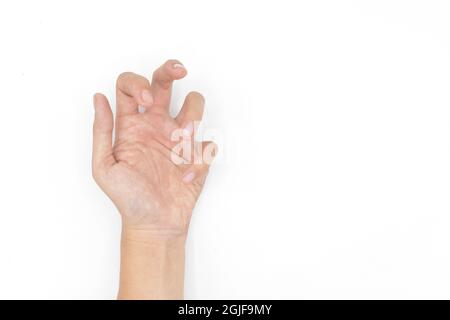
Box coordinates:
[92,93,115,181]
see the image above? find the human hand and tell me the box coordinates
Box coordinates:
[92,60,217,241]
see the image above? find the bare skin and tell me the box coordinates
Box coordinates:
[92,59,217,299]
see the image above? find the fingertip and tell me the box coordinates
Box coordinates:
[186,91,205,104]
[174,68,188,79]
[93,93,113,130]
[173,63,184,69]
[93,92,108,113]
[170,59,187,78]
[93,92,101,109]
[152,59,187,93]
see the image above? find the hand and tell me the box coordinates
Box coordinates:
[92,60,217,241]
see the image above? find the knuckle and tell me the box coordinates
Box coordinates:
[152,67,165,78]
[152,69,171,88]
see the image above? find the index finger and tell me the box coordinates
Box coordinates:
[116,72,153,116]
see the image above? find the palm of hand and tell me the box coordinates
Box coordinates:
[92,60,215,237]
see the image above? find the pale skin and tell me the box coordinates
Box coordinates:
[92,59,217,299]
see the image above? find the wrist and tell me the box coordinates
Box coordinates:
[119,207,192,244]
[118,227,186,300]
[121,226,187,248]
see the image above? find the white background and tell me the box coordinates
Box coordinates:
[0,0,449,299]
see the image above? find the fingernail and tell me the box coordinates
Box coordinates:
[183,122,194,136]
[183,171,195,183]
[173,63,185,69]
[138,105,146,113]
[141,89,153,104]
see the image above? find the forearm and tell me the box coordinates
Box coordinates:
[118,227,186,300]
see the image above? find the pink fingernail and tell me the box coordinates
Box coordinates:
[173,63,185,69]
[138,105,146,113]
[141,89,153,104]
[183,171,195,183]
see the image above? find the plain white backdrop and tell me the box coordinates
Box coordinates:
[0,0,449,299]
